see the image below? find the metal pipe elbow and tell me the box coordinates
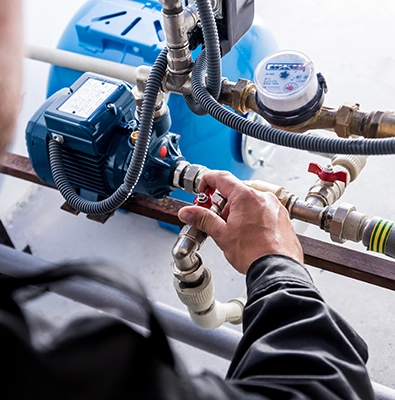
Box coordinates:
[171,225,207,272]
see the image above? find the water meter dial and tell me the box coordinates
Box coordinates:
[254,50,327,126]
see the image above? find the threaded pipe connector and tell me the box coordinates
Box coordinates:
[174,267,214,313]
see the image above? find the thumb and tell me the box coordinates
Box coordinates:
[178,206,225,237]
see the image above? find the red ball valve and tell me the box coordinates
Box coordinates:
[193,188,216,209]
[308,162,348,183]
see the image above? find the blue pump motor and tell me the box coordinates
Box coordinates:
[46,0,278,194]
[26,72,184,201]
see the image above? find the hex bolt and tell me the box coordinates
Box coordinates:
[196,193,208,203]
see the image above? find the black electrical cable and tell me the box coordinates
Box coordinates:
[191,51,395,155]
[184,0,221,116]
[48,48,169,215]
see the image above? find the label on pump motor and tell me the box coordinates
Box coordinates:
[58,78,119,119]
[254,51,318,113]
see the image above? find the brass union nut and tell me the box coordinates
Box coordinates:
[334,102,360,138]
[232,78,256,115]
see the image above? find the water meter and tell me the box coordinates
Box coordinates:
[254,50,327,126]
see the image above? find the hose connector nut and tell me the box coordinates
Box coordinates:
[172,160,190,189]
[183,164,209,194]
[173,257,205,283]
[174,266,214,313]
[329,203,356,243]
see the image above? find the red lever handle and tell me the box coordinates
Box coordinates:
[308,162,348,183]
[193,188,215,209]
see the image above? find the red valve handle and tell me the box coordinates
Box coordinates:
[193,188,216,209]
[308,162,348,183]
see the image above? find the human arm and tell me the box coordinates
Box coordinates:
[0,0,23,157]
[179,170,374,399]
[178,170,303,274]
[225,255,375,399]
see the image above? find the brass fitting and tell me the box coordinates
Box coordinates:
[218,78,261,115]
[333,102,395,139]
[361,109,395,138]
[267,101,395,139]
[130,130,139,146]
[334,102,361,138]
[270,107,337,133]
[231,79,258,115]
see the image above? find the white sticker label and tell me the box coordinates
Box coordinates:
[262,63,310,95]
[58,78,119,119]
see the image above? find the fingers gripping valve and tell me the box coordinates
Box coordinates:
[172,188,246,329]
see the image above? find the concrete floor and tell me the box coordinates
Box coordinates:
[1,0,395,389]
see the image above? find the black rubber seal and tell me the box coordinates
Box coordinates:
[162,5,184,15]
[256,73,327,127]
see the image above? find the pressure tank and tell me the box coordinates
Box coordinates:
[47,0,278,192]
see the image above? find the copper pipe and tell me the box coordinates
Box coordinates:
[219,78,395,139]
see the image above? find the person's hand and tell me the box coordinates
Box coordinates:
[178,171,304,274]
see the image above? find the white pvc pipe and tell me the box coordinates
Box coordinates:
[25,43,137,84]
[189,299,245,330]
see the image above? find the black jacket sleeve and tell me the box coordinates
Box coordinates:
[0,255,376,399]
[219,254,375,399]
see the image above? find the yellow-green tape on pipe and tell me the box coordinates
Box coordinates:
[369,219,394,254]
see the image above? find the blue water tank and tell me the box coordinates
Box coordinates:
[47,0,277,221]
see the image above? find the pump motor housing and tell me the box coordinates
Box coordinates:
[26,72,184,201]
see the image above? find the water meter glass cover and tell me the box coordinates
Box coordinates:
[254,50,318,112]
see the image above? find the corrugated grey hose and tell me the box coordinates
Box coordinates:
[48,48,169,215]
[191,51,395,155]
[184,0,221,116]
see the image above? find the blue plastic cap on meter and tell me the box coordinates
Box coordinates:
[254,50,318,113]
